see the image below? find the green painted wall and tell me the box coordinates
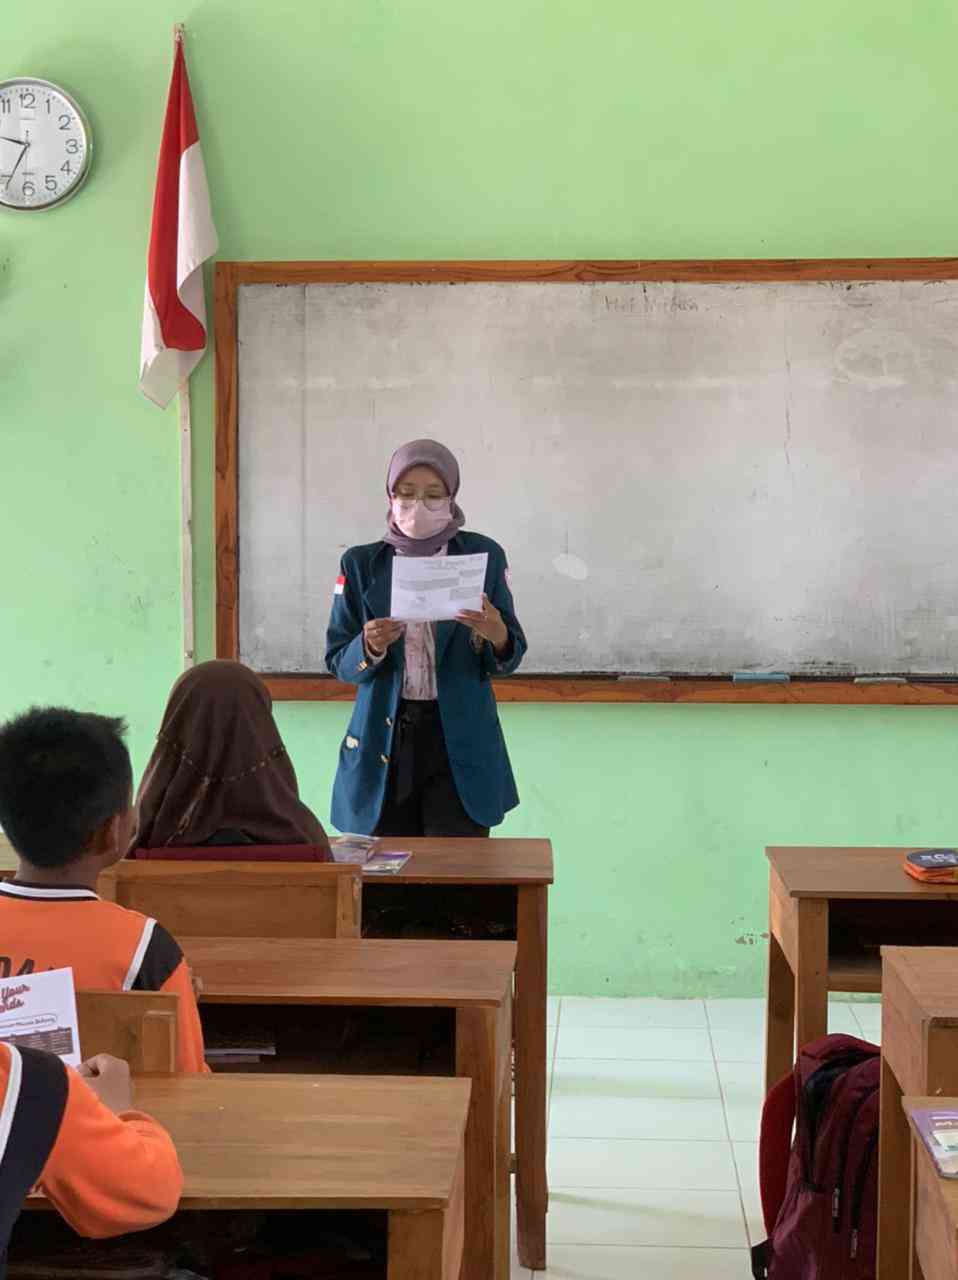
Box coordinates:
[4,0,957,995]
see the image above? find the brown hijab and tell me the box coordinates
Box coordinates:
[133,661,329,849]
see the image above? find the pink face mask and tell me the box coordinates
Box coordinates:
[391,497,451,541]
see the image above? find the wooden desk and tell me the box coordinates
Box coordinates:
[104,859,363,938]
[878,949,958,1280]
[29,1074,470,1280]
[905,1097,958,1280]
[764,847,958,1094]
[185,936,515,1280]
[361,837,553,1272]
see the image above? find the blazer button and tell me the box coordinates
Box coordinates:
[386,717,393,727]
[380,754,389,765]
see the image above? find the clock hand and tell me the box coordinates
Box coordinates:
[0,137,27,146]
[4,140,28,187]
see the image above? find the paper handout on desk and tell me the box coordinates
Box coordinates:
[0,967,81,1067]
[390,552,488,622]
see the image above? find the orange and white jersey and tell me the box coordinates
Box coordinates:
[0,1042,182,1262]
[0,883,207,1073]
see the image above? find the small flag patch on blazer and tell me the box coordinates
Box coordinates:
[334,575,346,595]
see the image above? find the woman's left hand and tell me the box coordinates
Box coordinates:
[456,594,510,655]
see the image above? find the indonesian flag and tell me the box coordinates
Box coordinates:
[139,37,218,408]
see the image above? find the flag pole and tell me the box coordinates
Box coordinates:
[178,380,195,670]
[174,21,194,671]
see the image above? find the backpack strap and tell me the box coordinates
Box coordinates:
[759,1071,797,1235]
[750,1071,797,1279]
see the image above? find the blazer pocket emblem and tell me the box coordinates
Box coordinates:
[345,735,360,750]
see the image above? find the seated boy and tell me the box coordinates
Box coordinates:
[0,708,207,1073]
[1,1047,182,1263]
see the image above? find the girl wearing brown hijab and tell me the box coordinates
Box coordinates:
[133,661,330,851]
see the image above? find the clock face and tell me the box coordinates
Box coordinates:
[0,78,92,212]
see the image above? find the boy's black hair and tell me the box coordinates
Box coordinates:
[0,707,133,868]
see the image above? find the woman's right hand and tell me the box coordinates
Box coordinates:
[364,618,405,659]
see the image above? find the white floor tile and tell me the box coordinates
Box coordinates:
[716,1060,764,1142]
[708,1001,879,1061]
[557,1025,713,1061]
[548,1138,738,1189]
[561,998,707,1029]
[732,1140,758,1188]
[551,1075,728,1142]
[548,1187,748,1248]
[705,999,765,1030]
[535,1245,752,1279]
[710,1025,765,1063]
[552,1057,720,1102]
[732,1141,765,1247]
[827,1005,868,1037]
[852,1002,882,1034]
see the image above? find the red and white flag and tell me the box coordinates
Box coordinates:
[139,35,218,408]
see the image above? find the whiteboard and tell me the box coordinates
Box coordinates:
[236,278,958,676]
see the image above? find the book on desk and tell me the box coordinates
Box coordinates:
[910,1106,958,1177]
[330,837,411,874]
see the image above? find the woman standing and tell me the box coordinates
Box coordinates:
[326,439,526,838]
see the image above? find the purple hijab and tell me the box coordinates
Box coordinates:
[383,439,466,557]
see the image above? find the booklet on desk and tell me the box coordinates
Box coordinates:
[363,852,411,875]
[330,834,378,864]
[203,1022,277,1065]
[904,848,958,884]
[911,1107,958,1176]
[330,837,411,873]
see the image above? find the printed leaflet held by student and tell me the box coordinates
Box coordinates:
[0,967,81,1067]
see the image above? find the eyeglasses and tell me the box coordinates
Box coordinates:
[392,492,450,512]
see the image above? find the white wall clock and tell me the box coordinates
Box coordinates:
[0,77,92,211]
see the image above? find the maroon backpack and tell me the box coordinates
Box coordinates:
[751,1034,880,1280]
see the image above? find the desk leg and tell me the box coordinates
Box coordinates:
[457,1006,499,1280]
[765,931,795,1096]
[878,1056,909,1280]
[516,884,548,1271]
[794,899,828,1054]
[389,1207,446,1280]
[497,1021,513,1280]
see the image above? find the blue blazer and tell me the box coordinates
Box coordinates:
[325,532,527,834]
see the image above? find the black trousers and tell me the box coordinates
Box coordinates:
[374,700,489,838]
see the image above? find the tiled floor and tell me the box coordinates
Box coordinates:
[515,994,881,1278]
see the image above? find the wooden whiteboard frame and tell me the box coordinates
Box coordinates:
[214,259,958,705]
